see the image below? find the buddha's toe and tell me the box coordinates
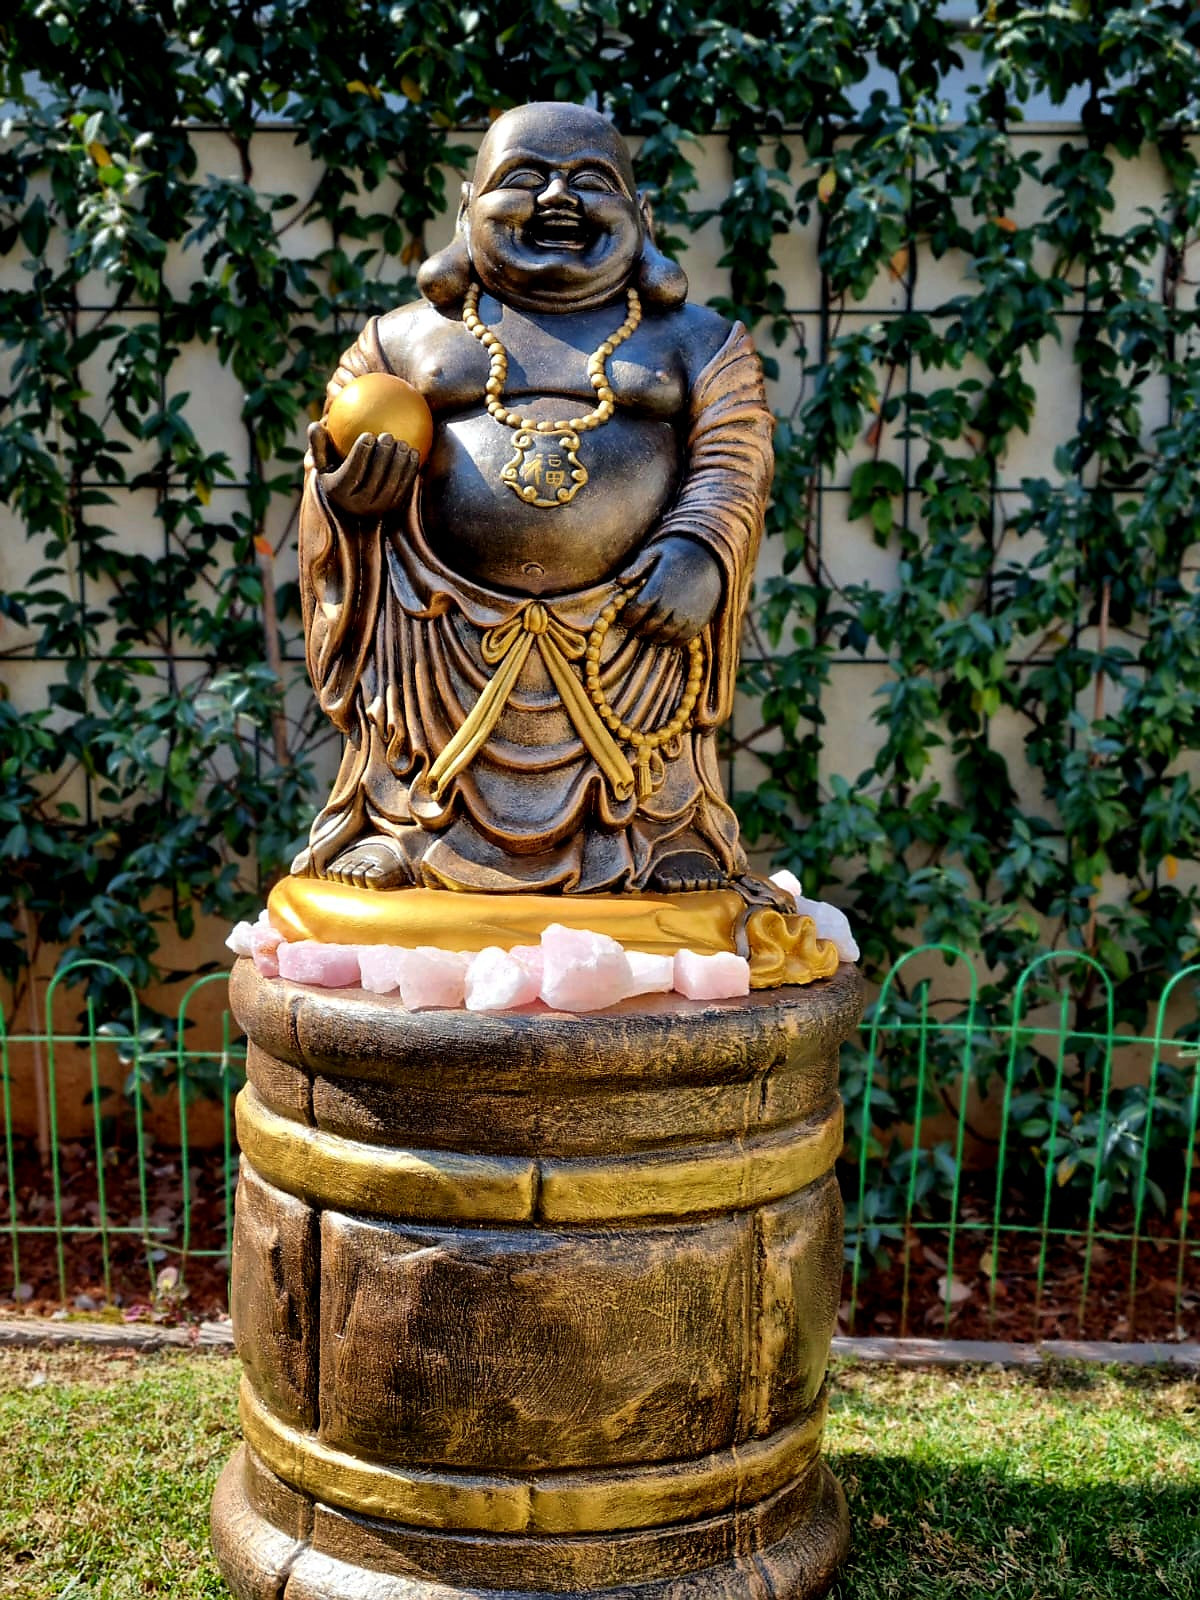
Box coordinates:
[648,849,729,894]
[324,837,414,891]
[734,871,799,913]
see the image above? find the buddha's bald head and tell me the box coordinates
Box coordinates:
[474,103,638,202]
[417,101,688,314]
[464,102,645,313]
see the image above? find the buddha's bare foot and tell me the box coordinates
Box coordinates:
[648,849,729,894]
[324,836,415,890]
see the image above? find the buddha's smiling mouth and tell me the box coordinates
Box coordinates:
[526,210,593,251]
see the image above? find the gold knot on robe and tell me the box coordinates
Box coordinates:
[426,600,636,805]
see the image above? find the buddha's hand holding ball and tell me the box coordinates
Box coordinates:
[309,375,434,519]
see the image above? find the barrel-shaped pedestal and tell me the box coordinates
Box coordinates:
[211,962,861,1600]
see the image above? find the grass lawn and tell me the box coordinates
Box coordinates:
[0,1347,1195,1598]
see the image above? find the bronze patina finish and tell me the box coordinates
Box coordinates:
[212,101,858,1600]
[292,101,779,901]
[211,962,860,1600]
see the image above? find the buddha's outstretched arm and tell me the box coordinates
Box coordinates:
[298,320,390,732]
[648,321,774,725]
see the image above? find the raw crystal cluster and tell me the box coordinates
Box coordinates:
[227,916,753,1010]
[226,872,856,1015]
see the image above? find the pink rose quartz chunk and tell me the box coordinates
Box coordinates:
[539,924,632,1013]
[673,949,750,1001]
[510,944,544,983]
[623,950,674,998]
[398,946,471,1010]
[277,940,361,988]
[249,914,284,978]
[464,946,541,1012]
[357,945,404,995]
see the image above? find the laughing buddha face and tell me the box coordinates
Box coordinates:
[463,103,646,314]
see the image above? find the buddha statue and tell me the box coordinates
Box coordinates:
[291,101,789,921]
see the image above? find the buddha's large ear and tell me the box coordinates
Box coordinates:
[636,193,688,311]
[417,183,473,308]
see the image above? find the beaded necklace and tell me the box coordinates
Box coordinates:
[462,282,641,509]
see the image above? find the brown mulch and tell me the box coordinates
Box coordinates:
[1,1136,1197,1342]
[845,1193,1200,1344]
[0,1136,232,1323]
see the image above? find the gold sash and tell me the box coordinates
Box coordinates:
[426,600,636,803]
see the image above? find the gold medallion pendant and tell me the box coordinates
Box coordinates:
[462,282,641,511]
[501,429,588,507]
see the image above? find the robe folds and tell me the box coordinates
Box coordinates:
[293,312,774,896]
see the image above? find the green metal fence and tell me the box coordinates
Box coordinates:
[1,962,244,1314]
[844,947,1200,1341]
[1,948,1197,1340]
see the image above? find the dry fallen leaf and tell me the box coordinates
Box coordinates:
[936,1273,973,1306]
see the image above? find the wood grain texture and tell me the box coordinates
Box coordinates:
[247,1039,314,1126]
[211,1445,310,1600]
[213,1447,848,1599]
[231,1161,320,1430]
[229,960,859,1101]
[215,973,861,1600]
[317,1211,751,1469]
[750,1175,845,1436]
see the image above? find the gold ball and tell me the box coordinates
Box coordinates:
[325,372,434,465]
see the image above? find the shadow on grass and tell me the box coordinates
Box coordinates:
[829,1456,1200,1600]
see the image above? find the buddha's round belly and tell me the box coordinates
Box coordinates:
[419,403,680,595]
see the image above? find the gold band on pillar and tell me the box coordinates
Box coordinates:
[235,1087,536,1223]
[235,1085,843,1224]
[239,1378,826,1535]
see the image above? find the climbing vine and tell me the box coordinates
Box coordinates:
[2,2,1200,1225]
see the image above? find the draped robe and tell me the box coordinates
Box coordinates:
[292,309,773,896]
